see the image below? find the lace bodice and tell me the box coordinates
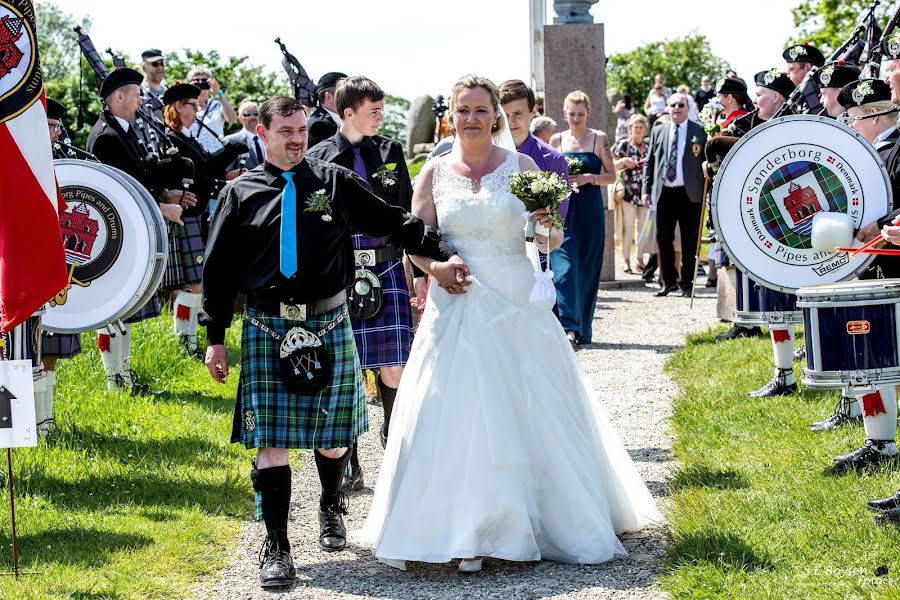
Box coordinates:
[431,151,527,259]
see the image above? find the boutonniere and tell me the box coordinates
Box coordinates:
[373,163,398,187]
[305,189,333,222]
[691,136,702,158]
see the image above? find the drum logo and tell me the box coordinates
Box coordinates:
[50,186,124,307]
[0,1,41,125]
[742,144,861,272]
[847,320,871,335]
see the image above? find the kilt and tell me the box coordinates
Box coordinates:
[350,258,414,369]
[41,331,82,359]
[162,215,205,290]
[124,294,161,323]
[232,304,367,450]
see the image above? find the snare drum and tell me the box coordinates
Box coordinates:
[42,160,168,334]
[734,269,764,327]
[797,279,900,389]
[758,287,804,324]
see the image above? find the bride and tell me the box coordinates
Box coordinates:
[357,75,662,572]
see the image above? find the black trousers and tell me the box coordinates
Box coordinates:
[656,186,701,289]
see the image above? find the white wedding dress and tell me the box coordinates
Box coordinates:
[357,150,662,564]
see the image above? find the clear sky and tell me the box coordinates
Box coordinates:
[50,0,801,102]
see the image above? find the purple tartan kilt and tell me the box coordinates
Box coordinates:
[349,258,414,369]
[162,215,205,290]
[41,331,82,359]
[124,294,161,323]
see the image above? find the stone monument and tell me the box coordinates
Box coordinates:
[543,0,616,282]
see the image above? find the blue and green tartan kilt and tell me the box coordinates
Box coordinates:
[350,258,414,369]
[41,331,82,359]
[161,215,205,290]
[124,294,161,323]
[232,304,368,450]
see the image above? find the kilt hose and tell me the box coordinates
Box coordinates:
[162,215,205,290]
[232,304,368,450]
[41,331,82,359]
[350,258,414,369]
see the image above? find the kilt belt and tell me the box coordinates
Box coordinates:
[247,290,347,320]
[354,247,402,267]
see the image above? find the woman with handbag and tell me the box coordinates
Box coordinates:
[613,114,650,273]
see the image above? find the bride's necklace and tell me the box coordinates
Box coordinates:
[460,147,494,192]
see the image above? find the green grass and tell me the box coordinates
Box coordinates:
[407,159,425,181]
[663,327,900,599]
[0,306,252,599]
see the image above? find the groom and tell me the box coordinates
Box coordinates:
[201,96,467,588]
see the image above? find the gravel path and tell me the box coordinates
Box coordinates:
[198,273,720,600]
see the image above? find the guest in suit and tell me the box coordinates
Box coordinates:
[642,92,707,297]
[307,72,347,149]
[226,100,265,170]
[306,76,415,492]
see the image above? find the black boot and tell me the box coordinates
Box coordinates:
[793,346,807,362]
[832,439,899,474]
[717,325,763,340]
[875,506,900,524]
[252,464,295,587]
[748,369,797,398]
[378,378,398,449]
[868,489,900,512]
[340,446,365,493]
[314,449,352,552]
[811,396,862,432]
[258,530,296,587]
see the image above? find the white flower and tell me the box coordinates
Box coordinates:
[530,181,543,194]
[321,214,333,222]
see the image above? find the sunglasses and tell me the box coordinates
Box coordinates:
[185,101,200,110]
[147,60,164,67]
[242,111,259,117]
[669,102,686,108]
[191,78,209,84]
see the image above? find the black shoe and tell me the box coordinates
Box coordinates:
[868,489,900,512]
[340,463,364,493]
[811,397,862,432]
[747,369,796,397]
[717,325,762,340]
[793,346,807,362]
[319,492,349,552]
[696,264,707,276]
[705,279,718,288]
[258,531,296,588]
[380,423,388,449]
[875,506,900,524]
[655,285,679,297]
[680,287,692,297]
[832,440,899,474]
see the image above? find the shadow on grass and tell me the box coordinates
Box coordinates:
[669,529,775,572]
[669,465,750,492]
[0,528,152,568]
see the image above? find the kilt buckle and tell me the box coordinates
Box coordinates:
[354,249,377,266]
[279,302,307,320]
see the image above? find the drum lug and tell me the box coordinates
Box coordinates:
[848,371,874,391]
[765,313,785,326]
[104,320,127,338]
[115,320,127,336]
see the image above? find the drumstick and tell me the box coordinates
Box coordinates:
[850,233,884,256]
[836,246,900,256]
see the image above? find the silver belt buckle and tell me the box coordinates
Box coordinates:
[279,302,307,320]
[355,249,377,266]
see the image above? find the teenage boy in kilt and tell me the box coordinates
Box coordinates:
[200,96,467,587]
[307,76,415,492]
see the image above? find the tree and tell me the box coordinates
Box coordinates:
[36,1,89,82]
[606,33,731,102]
[380,94,410,142]
[790,0,892,53]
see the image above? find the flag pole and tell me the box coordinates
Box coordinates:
[5,447,18,579]
[690,177,711,309]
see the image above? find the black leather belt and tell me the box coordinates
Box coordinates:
[246,290,346,320]
[354,247,402,267]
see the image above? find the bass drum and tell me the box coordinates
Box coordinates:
[711,115,887,293]
[42,159,168,334]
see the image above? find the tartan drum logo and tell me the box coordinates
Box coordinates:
[741,144,862,273]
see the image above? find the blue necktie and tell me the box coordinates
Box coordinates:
[280,172,297,278]
[666,125,679,182]
[352,147,368,181]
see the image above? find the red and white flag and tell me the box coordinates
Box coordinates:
[0,0,67,333]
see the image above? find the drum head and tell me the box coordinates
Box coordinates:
[797,278,900,299]
[43,160,167,333]
[711,115,887,293]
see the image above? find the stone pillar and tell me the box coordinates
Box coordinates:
[544,23,616,282]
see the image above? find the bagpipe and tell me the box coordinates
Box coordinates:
[275,37,317,107]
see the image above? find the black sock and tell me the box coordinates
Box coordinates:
[378,378,398,438]
[349,445,360,470]
[314,449,351,510]
[253,464,291,547]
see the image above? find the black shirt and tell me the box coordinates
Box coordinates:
[694,87,715,111]
[200,157,455,344]
[166,129,243,217]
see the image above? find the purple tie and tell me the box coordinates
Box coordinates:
[352,147,367,181]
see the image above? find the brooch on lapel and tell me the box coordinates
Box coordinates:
[373,162,398,187]
[305,189,333,222]
[691,135,702,158]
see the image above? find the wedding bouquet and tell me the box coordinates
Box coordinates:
[698,100,724,137]
[508,170,568,242]
[565,156,583,176]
